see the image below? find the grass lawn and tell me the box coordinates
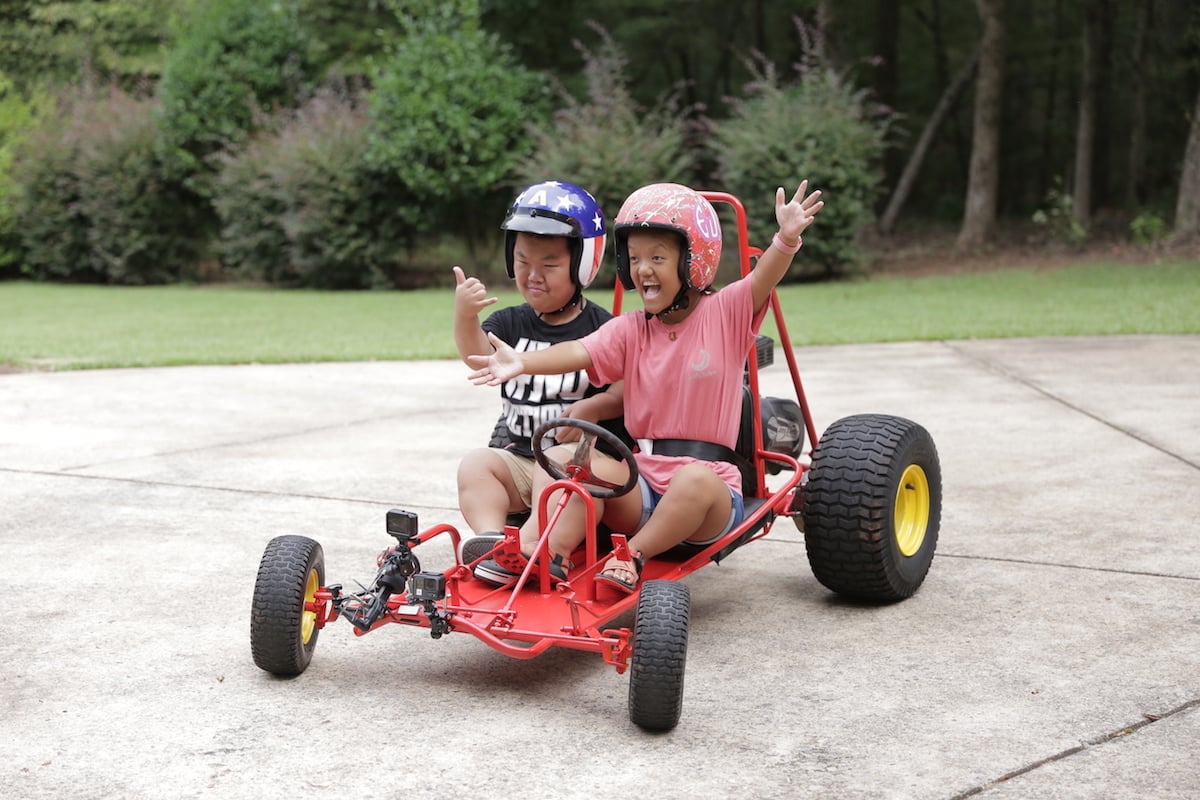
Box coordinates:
[1,259,1197,370]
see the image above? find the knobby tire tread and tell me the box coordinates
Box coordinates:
[250,535,324,676]
[801,414,940,601]
[628,580,691,732]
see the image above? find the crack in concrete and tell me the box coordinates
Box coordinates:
[0,465,461,513]
[947,698,1200,799]
[52,405,470,473]
[937,552,1200,582]
[940,341,1200,473]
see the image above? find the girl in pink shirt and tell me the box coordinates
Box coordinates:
[468,180,823,593]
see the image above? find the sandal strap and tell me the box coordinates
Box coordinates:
[605,550,643,577]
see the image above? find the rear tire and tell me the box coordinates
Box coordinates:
[251,535,325,676]
[801,414,940,601]
[628,580,690,731]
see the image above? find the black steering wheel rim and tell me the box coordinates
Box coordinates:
[531,418,638,499]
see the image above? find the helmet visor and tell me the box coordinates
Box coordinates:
[501,208,580,238]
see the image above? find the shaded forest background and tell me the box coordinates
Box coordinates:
[0,0,1197,289]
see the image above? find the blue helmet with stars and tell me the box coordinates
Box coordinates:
[501,180,607,288]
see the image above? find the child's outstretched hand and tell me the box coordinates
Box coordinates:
[467,332,523,386]
[776,180,824,243]
[453,266,498,319]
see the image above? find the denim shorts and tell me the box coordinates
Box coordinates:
[634,476,746,545]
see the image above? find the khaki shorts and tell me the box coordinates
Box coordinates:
[492,448,535,508]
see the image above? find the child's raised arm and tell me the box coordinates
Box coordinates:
[467,332,592,387]
[452,265,499,365]
[750,181,824,312]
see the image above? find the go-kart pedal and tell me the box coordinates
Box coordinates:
[472,534,527,585]
[474,550,569,586]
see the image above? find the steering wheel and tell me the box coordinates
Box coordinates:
[532,418,638,499]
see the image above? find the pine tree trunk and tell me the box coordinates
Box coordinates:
[1092,0,1114,209]
[1072,0,1100,229]
[880,48,979,234]
[1126,0,1151,207]
[873,0,901,213]
[956,0,1006,251]
[1173,87,1200,239]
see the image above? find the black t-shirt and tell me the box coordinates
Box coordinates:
[482,301,627,457]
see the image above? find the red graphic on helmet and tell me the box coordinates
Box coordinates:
[613,183,722,292]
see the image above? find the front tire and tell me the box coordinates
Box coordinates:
[628,580,691,732]
[801,414,940,601]
[251,535,325,676]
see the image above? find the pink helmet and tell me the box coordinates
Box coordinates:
[613,183,723,292]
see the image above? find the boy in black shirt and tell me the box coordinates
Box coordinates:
[452,181,623,564]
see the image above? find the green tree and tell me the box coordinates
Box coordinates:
[10,85,204,284]
[0,72,42,276]
[512,24,694,234]
[155,0,312,187]
[482,0,817,129]
[295,0,403,80]
[367,0,547,249]
[0,0,177,90]
[713,56,888,276]
[213,90,416,289]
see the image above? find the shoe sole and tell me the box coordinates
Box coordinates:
[473,559,567,586]
[461,535,502,564]
[473,560,520,586]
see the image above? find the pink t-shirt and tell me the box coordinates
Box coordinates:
[580,277,768,494]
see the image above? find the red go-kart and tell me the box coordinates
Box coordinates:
[250,193,941,731]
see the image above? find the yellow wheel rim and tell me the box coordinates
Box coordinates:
[301,568,319,644]
[894,464,930,557]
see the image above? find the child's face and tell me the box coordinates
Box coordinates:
[625,229,683,315]
[512,232,575,314]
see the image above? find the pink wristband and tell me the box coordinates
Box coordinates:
[773,232,801,254]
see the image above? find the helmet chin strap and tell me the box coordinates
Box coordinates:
[645,286,692,320]
[648,285,716,321]
[538,286,583,319]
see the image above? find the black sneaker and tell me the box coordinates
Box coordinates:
[473,557,522,586]
[473,553,568,587]
[460,533,502,564]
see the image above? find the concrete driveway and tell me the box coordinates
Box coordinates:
[2,335,1197,799]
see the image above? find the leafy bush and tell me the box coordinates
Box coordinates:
[213,90,417,289]
[511,24,695,229]
[10,86,204,284]
[1031,177,1087,248]
[0,72,38,278]
[1129,211,1168,245]
[294,0,403,80]
[712,56,889,278]
[366,5,547,248]
[155,0,312,189]
[9,113,93,281]
[0,0,176,90]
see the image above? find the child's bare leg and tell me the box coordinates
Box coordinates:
[518,445,598,557]
[602,463,732,584]
[456,448,526,534]
[520,446,636,559]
